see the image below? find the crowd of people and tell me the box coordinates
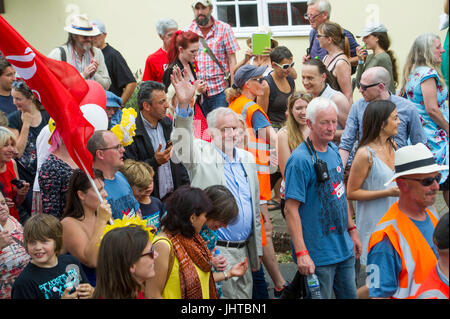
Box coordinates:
[0,0,448,300]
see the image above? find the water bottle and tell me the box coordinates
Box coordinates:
[214,249,222,292]
[307,274,322,299]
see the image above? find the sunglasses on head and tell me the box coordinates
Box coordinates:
[399,173,442,187]
[359,82,382,91]
[274,62,295,70]
[12,81,26,89]
[141,245,155,259]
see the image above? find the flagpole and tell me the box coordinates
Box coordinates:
[74,150,114,225]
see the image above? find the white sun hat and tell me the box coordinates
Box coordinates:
[64,14,101,37]
[385,143,449,186]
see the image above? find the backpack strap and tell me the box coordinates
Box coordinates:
[59,47,67,62]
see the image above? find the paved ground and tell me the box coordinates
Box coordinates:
[262,192,448,298]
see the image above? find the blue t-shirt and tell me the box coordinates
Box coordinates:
[284,142,354,266]
[0,94,17,115]
[367,213,438,298]
[104,172,140,219]
[140,196,165,231]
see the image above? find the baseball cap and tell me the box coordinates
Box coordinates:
[106,91,122,108]
[191,0,212,8]
[357,23,388,38]
[90,20,106,34]
[233,64,268,89]
[434,212,449,250]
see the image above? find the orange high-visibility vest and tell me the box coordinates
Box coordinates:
[368,201,439,299]
[414,266,449,299]
[229,95,271,201]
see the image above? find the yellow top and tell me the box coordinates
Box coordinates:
[153,235,211,299]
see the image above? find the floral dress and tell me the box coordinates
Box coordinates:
[0,217,30,299]
[404,66,449,184]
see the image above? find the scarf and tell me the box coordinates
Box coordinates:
[168,232,219,299]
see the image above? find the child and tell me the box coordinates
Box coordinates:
[121,159,166,231]
[11,214,93,299]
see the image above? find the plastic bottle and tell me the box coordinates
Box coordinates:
[307,274,322,299]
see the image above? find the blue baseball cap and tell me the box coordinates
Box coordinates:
[233,64,267,89]
[106,91,122,108]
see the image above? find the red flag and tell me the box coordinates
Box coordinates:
[0,16,95,177]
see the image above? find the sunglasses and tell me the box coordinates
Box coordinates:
[400,173,442,187]
[274,62,295,70]
[249,77,265,84]
[12,81,26,89]
[99,143,124,152]
[360,82,382,91]
[141,245,155,259]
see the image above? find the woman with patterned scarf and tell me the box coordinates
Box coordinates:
[145,185,248,299]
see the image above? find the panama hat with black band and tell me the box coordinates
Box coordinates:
[385,143,449,186]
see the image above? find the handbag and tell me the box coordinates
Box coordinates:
[199,37,231,88]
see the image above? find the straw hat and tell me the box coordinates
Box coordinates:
[64,14,101,37]
[384,143,449,186]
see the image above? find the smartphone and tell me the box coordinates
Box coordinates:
[165,141,173,149]
[10,178,25,189]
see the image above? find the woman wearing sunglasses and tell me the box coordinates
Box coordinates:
[60,169,112,287]
[346,100,400,290]
[93,225,158,299]
[8,80,50,221]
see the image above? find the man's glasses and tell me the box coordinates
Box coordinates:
[99,143,124,152]
[304,12,323,21]
[274,62,295,70]
[141,245,155,259]
[399,173,442,187]
[359,82,382,91]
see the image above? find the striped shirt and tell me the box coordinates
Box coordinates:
[187,17,239,97]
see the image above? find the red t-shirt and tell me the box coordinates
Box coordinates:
[142,48,168,83]
[0,161,20,221]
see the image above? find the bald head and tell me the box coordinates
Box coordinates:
[362,67,391,91]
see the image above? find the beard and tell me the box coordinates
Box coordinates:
[196,14,211,26]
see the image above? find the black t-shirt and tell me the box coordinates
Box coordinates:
[102,43,136,99]
[7,110,50,183]
[12,254,89,299]
[264,74,295,125]
[0,94,17,115]
[140,196,166,231]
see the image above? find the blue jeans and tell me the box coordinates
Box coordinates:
[314,256,357,299]
[201,90,228,116]
[252,264,269,299]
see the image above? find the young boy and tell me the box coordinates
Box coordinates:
[121,159,166,231]
[11,214,93,299]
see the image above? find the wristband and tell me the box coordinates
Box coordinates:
[295,250,309,258]
[348,225,357,232]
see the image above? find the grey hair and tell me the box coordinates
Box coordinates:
[368,66,391,91]
[206,107,238,129]
[307,0,331,16]
[156,18,178,37]
[306,97,338,124]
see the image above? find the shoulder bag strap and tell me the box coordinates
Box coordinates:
[199,37,230,80]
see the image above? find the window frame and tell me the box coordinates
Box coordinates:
[212,0,312,38]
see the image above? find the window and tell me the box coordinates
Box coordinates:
[214,0,311,37]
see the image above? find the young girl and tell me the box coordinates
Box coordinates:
[93,225,157,299]
[11,214,93,299]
